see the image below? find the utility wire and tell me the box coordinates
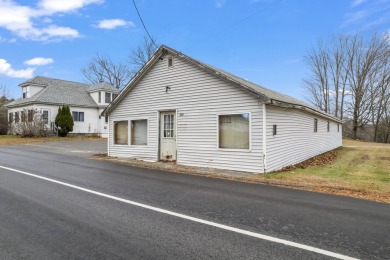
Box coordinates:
[132,0,159,49]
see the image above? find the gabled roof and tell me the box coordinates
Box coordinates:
[88,81,120,93]
[6,76,99,108]
[103,45,341,122]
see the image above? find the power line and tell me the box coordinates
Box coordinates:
[132,0,159,49]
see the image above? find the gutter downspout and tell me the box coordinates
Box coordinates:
[262,103,267,173]
[107,115,110,157]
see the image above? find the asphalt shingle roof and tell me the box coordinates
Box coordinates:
[6,76,116,108]
[105,45,340,122]
[88,81,119,93]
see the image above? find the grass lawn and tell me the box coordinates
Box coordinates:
[248,139,390,203]
[0,134,105,146]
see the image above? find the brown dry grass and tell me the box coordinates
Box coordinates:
[0,135,105,146]
[247,139,390,203]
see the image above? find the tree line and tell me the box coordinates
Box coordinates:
[304,33,390,143]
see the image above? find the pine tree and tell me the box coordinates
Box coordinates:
[55,106,74,137]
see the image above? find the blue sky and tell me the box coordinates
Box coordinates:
[1,0,389,100]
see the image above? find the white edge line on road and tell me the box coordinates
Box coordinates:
[0,165,359,260]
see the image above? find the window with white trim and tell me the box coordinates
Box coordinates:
[131,119,147,145]
[314,118,318,132]
[114,121,128,145]
[105,92,111,103]
[41,110,49,124]
[72,111,84,122]
[168,57,173,67]
[327,121,330,132]
[218,113,250,149]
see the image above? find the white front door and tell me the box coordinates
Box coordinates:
[160,111,176,161]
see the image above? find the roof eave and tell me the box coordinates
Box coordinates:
[269,99,343,123]
[103,46,166,116]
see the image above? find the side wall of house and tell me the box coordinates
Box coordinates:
[109,55,265,173]
[265,106,342,172]
[8,105,101,135]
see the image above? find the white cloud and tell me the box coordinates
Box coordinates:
[95,19,134,29]
[0,59,35,78]
[38,0,103,14]
[24,57,54,66]
[216,0,226,8]
[0,0,102,41]
[0,36,16,43]
[352,0,366,7]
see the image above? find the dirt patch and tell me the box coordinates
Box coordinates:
[379,157,390,161]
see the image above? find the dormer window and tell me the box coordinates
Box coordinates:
[22,87,29,99]
[105,92,111,103]
[168,57,173,68]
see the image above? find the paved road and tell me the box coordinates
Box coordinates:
[0,145,389,259]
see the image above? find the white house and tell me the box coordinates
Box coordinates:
[103,45,342,173]
[6,76,119,138]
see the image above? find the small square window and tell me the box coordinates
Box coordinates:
[314,118,318,133]
[72,111,84,122]
[168,57,173,67]
[273,125,277,136]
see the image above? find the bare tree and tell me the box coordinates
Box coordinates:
[82,36,158,90]
[304,33,390,141]
[128,35,158,69]
[346,33,389,139]
[82,53,132,90]
[303,41,330,113]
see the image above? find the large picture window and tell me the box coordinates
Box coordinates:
[218,113,250,149]
[131,119,147,145]
[114,121,128,145]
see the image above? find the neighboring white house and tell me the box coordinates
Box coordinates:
[103,45,342,173]
[6,76,119,138]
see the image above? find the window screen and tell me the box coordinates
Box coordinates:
[131,119,147,145]
[219,114,249,149]
[114,121,128,145]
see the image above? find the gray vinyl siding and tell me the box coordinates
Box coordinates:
[265,106,342,172]
[109,55,265,173]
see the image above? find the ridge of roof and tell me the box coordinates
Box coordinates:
[103,45,341,122]
[18,76,89,87]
